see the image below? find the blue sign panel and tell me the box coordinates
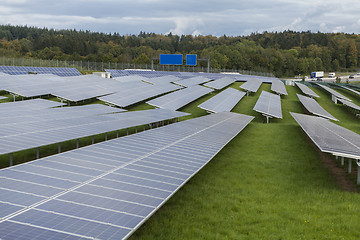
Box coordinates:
[186,54,197,66]
[160,54,183,65]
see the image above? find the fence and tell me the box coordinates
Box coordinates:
[0,56,274,77]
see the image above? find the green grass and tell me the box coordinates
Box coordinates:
[2,82,360,239]
[130,82,360,240]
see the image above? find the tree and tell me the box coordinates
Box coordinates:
[133,53,151,64]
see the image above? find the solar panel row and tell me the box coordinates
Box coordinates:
[295,82,319,98]
[198,88,246,113]
[253,91,282,122]
[0,108,189,156]
[0,66,81,77]
[203,76,236,90]
[239,79,263,93]
[271,79,288,95]
[297,94,338,121]
[146,85,213,110]
[0,112,254,240]
[315,83,352,102]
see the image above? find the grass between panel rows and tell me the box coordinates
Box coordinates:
[130,82,360,240]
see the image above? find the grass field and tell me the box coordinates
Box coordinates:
[1,82,360,239]
[129,83,360,240]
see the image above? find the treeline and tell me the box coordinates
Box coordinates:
[0,25,359,77]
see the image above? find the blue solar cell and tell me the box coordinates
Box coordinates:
[0,66,81,76]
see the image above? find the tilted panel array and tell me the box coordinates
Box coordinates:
[99,83,182,108]
[291,112,360,159]
[0,99,65,111]
[271,79,288,95]
[337,99,360,111]
[295,82,319,98]
[239,79,263,93]
[147,85,213,110]
[143,76,183,85]
[173,76,212,87]
[297,94,338,121]
[198,88,246,113]
[203,77,236,90]
[316,83,352,101]
[253,91,282,119]
[0,112,254,240]
[0,108,189,155]
[0,66,81,76]
[337,85,360,96]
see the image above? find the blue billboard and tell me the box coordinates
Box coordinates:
[160,54,183,65]
[186,54,197,66]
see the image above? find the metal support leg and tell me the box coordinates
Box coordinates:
[341,157,344,166]
[116,130,119,138]
[36,147,40,159]
[9,153,13,166]
[105,132,108,141]
[335,156,338,160]
[266,116,269,124]
[92,136,94,144]
[357,165,360,185]
[76,139,79,148]
[348,159,352,173]
[149,124,152,129]
[58,143,61,153]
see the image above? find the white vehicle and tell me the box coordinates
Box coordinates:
[328,72,335,78]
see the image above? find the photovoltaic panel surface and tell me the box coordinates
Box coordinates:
[198,88,246,113]
[295,82,320,98]
[0,108,189,155]
[239,79,263,93]
[99,83,182,107]
[271,80,288,95]
[146,85,213,110]
[336,85,360,96]
[337,98,360,111]
[291,112,360,159]
[173,76,212,87]
[0,112,254,240]
[203,77,235,90]
[0,66,81,76]
[253,91,282,119]
[297,94,338,121]
[316,83,352,101]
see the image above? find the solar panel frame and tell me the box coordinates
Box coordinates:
[270,79,288,95]
[253,91,282,119]
[295,82,320,98]
[297,94,338,121]
[290,112,360,159]
[198,88,246,113]
[0,112,254,240]
[316,83,352,101]
[239,79,263,93]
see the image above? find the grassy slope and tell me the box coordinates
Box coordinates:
[130,83,360,239]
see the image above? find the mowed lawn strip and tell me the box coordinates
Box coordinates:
[130,82,360,240]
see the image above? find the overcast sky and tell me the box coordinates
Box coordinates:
[0,0,359,36]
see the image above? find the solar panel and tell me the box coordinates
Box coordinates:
[316,83,352,102]
[173,76,212,87]
[203,77,235,90]
[143,76,183,85]
[0,66,81,76]
[0,112,254,240]
[291,112,360,159]
[295,82,320,98]
[198,88,246,113]
[253,91,282,122]
[297,94,338,121]
[336,85,360,96]
[0,99,65,110]
[99,83,182,108]
[337,98,360,111]
[271,79,288,95]
[239,79,262,93]
[0,109,189,156]
[146,85,213,110]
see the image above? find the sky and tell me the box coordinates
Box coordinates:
[0,0,360,36]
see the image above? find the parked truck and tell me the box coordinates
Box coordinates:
[310,71,324,78]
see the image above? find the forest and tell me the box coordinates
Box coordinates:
[0,24,359,77]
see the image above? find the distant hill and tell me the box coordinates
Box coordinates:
[0,25,359,77]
